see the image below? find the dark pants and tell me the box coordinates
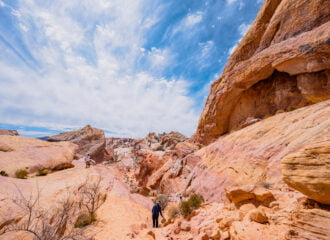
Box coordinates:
[152,214,159,228]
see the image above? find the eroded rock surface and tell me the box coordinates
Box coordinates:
[0,135,77,176]
[193,0,330,144]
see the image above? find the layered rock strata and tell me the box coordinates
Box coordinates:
[193,0,330,144]
[48,125,107,162]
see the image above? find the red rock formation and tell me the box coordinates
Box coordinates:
[48,125,107,162]
[192,0,330,145]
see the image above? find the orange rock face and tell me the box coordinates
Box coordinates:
[187,100,330,202]
[193,0,330,145]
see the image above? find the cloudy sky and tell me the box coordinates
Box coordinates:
[0,0,262,138]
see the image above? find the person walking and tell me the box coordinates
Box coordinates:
[85,154,96,168]
[152,201,164,228]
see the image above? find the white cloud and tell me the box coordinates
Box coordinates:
[228,43,238,55]
[198,40,215,67]
[226,0,237,4]
[147,47,173,70]
[228,22,251,55]
[238,23,251,36]
[0,0,199,138]
[172,11,204,36]
[239,1,245,9]
[0,1,5,7]
[184,11,203,28]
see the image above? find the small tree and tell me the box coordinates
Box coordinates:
[78,176,108,222]
[0,186,90,240]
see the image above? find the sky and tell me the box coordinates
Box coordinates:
[0,0,263,138]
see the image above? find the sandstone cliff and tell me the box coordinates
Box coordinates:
[192,0,330,145]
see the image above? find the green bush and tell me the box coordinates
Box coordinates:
[74,213,95,228]
[15,169,28,179]
[37,169,49,176]
[188,193,203,209]
[179,201,191,217]
[179,194,203,217]
[154,194,169,210]
[0,170,8,177]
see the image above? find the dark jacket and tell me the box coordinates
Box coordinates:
[152,204,163,217]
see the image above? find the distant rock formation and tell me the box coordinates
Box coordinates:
[48,125,107,162]
[0,129,19,136]
[193,0,330,145]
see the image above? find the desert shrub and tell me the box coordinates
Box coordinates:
[180,201,192,217]
[188,193,203,209]
[52,162,74,171]
[154,194,169,210]
[167,205,180,219]
[15,169,28,179]
[260,182,273,189]
[37,169,49,176]
[179,194,203,217]
[74,213,94,228]
[289,106,297,111]
[0,170,8,177]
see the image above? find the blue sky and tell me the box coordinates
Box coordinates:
[0,0,262,138]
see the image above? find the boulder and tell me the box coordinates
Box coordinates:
[289,208,330,240]
[48,125,106,162]
[238,203,256,220]
[249,208,269,224]
[225,185,255,204]
[192,0,330,144]
[180,221,191,231]
[174,142,200,158]
[282,140,330,204]
[0,135,77,176]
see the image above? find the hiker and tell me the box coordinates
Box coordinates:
[179,195,183,205]
[85,154,96,168]
[152,201,164,228]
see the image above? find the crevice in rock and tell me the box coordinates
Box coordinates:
[228,70,313,131]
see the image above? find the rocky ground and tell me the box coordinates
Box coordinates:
[0,0,329,239]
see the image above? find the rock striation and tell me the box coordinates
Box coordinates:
[192,0,330,145]
[282,140,330,204]
[48,125,107,162]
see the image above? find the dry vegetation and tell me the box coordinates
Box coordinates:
[0,176,109,240]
